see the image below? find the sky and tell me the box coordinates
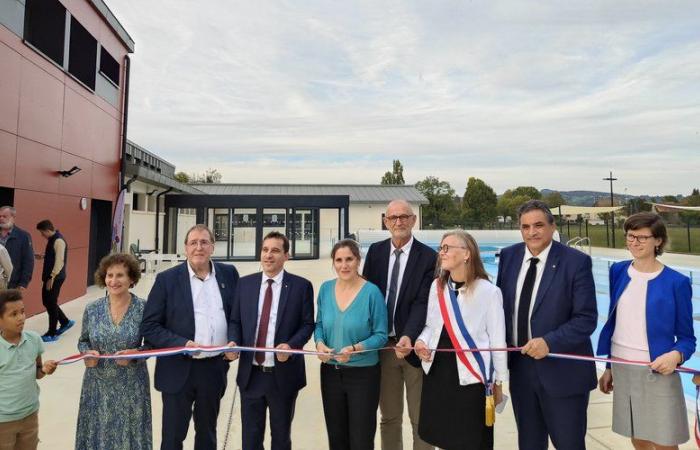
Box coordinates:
[107,1,700,196]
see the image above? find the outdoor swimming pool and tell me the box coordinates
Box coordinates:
[361,241,700,400]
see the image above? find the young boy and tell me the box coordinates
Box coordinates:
[0,289,57,450]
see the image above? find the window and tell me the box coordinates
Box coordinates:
[68,17,97,89]
[99,47,120,86]
[24,0,66,66]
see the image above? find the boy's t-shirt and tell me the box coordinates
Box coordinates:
[0,330,45,422]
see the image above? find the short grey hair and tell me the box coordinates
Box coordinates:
[517,200,555,224]
[0,206,16,216]
[183,224,215,244]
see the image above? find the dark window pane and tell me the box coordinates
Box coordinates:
[100,47,120,86]
[68,17,97,90]
[24,0,66,66]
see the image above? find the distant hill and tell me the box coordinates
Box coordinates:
[539,189,678,206]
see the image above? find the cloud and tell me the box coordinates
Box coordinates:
[108,0,700,195]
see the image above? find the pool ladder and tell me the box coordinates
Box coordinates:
[566,236,591,255]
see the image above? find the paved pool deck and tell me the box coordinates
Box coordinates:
[29,247,700,449]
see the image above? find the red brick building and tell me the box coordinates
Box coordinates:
[0,0,134,315]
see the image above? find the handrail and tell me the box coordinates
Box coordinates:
[566,236,591,255]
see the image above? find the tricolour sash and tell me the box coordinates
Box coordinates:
[436,281,496,426]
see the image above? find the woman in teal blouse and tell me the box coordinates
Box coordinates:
[315,239,387,450]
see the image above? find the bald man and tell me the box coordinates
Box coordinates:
[362,200,437,450]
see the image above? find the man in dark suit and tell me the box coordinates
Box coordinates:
[0,206,34,291]
[362,199,437,450]
[141,224,240,450]
[229,231,314,450]
[496,200,597,450]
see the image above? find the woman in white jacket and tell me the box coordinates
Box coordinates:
[414,230,507,450]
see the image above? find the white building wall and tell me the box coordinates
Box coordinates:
[349,202,424,233]
[123,181,165,252]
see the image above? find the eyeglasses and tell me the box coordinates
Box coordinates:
[385,214,414,223]
[438,244,467,253]
[625,233,654,244]
[187,239,212,247]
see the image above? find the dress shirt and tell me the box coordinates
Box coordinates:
[385,236,413,336]
[513,241,552,344]
[187,261,227,358]
[253,270,284,367]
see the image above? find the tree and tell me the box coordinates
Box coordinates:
[174,171,190,183]
[381,160,405,185]
[497,193,530,223]
[511,186,542,199]
[415,176,459,228]
[191,168,223,184]
[543,191,564,208]
[462,177,497,226]
[625,198,651,215]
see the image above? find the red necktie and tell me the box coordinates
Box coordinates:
[255,279,274,365]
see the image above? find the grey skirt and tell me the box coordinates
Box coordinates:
[611,363,689,445]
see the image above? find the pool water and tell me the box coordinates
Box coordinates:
[434,243,700,400]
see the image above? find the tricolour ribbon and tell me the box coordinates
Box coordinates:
[58,343,700,375]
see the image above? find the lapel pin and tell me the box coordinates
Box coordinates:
[552,265,556,269]
[220,283,225,289]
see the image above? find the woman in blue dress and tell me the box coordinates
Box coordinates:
[75,253,151,450]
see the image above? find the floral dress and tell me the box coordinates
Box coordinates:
[75,295,152,450]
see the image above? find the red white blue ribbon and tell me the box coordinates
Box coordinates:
[58,344,700,375]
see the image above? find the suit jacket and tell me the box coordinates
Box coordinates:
[3,226,34,289]
[140,261,240,394]
[362,237,437,367]
[496,240,598,397]
[229,271,315,396]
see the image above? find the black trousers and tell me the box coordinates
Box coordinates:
[240,368,298,450]
[41,277,68,335]
[510,353,589,450]
[320,363,381,450]
[161,357,229,450]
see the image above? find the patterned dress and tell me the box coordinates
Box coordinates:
[75,295,152,450]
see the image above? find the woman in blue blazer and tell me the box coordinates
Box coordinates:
[597,212,695,448]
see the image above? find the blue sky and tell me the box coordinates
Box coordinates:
[109,1,700,196]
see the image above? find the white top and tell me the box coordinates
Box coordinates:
[187,262,228,358]
[611,264,661,362]
[253,270,285,367]
[417,278,509,384]
[385,236,414,337]
[513,241,553,344]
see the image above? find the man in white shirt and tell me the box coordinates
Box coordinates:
[229,231,315,450]
[141,224,240,450]
[496,200,597,450]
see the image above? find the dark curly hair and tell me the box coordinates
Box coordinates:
[94,253,142,288]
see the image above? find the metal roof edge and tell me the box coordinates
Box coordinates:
[90,0,135,53]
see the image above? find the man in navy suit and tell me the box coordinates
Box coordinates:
[496,200,597,450]
[229,231,314,450]
[362,199,437,450]
[141,224,240,450]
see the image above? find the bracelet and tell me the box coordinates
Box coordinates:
[351,344,356,352]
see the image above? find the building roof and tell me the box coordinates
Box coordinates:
[191,184,429,204]
[91,0,135,52]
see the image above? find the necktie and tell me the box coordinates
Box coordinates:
[517,257,539,347]
[255,279,274,365]
[386,248,402,336]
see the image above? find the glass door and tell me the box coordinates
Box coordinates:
[231,208,257,259]
[292,208,318,259]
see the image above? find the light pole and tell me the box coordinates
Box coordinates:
[603,171,618,247]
